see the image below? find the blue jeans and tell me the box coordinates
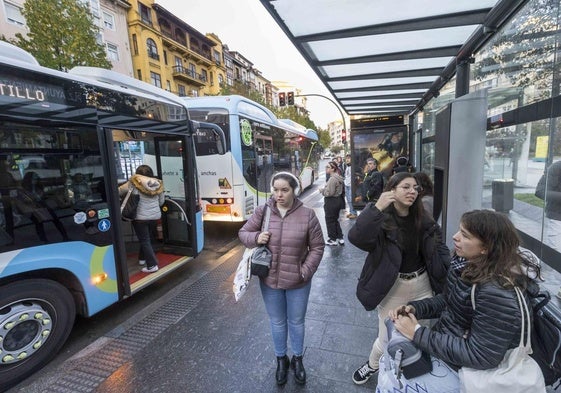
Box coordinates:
[345,185,356,214]
[132,220,158,268]
[260,280,312,357]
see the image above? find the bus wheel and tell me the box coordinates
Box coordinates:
[0,279,75,391]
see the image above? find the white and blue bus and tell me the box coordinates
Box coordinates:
[0,42,224,389]
[184,95,319,222]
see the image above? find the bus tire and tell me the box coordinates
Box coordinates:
[0,279,76,391]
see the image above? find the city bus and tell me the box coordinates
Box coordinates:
[183,95,319,222]
[0,42,224,389]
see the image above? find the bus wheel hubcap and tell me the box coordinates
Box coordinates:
[1,301,53,364]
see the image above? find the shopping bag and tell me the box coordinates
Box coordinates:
[233,247,253,301]
[376,354,460,393]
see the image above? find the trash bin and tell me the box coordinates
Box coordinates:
[492,179,514,213]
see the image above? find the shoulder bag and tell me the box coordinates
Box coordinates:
[459,285,546,393]
[250,205,272,278]
[121,186,139,221]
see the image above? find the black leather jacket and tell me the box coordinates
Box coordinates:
[349,203,450,311]
[409,268,536,370]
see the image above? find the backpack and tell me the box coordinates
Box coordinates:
[530,291,561,386]
[535,172,546,200]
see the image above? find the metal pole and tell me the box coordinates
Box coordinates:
[295,93,348,151]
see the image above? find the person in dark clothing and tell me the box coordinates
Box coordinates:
[349,172,450,385]
[535,160,561,252]
[360,157,384,203]
[388,210,544,390]
[320,161,345,245]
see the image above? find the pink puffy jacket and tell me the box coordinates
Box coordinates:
[238,198,325,289]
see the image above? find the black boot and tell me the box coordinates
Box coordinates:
[291,355,306,385]
[276,355,290,385]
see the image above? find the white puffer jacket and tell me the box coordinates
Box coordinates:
[119,174,165,220]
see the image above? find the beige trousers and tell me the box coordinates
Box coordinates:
[368,272,433,369]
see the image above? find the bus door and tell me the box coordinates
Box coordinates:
[255,135,273,206]
[153,137,194,254]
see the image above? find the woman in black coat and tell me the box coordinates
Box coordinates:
[390,210,543,386]
[348,172,450,384]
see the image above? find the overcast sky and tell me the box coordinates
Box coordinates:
[155,0,342,129]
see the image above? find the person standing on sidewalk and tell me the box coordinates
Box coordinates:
[348,172,450,385]
[320,161,345,245]
[118,164,165,273]
[238,171,325,386]
[360,158,384,204]
[344,154,357,219]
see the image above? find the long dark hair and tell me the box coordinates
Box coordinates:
[413,172,434,198]
[382,172,425,232]
[460,210,541,288]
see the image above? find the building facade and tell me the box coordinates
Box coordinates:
[0,0,134,76]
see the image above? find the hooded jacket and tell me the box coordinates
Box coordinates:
[238,198,325,289]
[119,174,165,221]
[348,202,450,310]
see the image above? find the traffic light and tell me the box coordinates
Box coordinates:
[341,129,347,143]
[279,92,286,106]
[287,91,294,105]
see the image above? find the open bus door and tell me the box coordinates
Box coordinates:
[111,131,197,294]
[153,137,195,253]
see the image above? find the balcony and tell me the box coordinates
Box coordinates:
[161,30,189,55]
[172,66,207,87]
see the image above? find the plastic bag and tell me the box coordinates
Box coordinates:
[376,354,460,393]
[233,247,253,301]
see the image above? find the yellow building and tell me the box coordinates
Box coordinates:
[126,0,225,97]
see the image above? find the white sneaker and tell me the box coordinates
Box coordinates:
[141,265,159,273]
[138,260,146,265]
[326,239,338,246]
[337,238,345,245]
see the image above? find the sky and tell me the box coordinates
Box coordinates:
[155,0,342,130]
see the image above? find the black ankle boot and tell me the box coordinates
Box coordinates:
[291,355,306,384]
[276,355,290,385]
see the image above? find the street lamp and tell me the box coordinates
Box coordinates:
[295,93,348,151]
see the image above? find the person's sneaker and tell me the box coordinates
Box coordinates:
[352,361,377,385]
[138,260,146,265]
[326,239,338,246]
[348,213,357,219]
[141,265,159,273]
[337,238,345,245]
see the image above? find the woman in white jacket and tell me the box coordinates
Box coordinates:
[119,165,165,273]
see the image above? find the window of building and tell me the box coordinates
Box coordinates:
[210,71,214,86]
[146,38,159,60]
[178,85,186,97]
[218,74,224,86]
[201,69,208,82]
[191,89,199,97]
[4,1,24,26]
[166,80,171,92]
[106,42,119,62]
[139,2,152,25]
[189,63,196,78]
[137,69,142,80]
[150,71,162,88]
[163,50,168,65]
[102,10,115,30]
[132,34,138,55]
[213,50,221,65]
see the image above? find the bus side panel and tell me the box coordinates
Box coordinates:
[0,242,119,316]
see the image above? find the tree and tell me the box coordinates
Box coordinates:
[11,0,111,70]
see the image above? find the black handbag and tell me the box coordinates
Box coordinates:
[250,205,272,278]
[120,187,139,221]
[384,317,433,380]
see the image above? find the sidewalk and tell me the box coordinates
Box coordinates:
[9,200,561,392]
